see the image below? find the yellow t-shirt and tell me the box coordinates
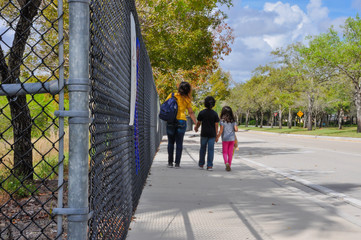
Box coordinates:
[165,92,191,121]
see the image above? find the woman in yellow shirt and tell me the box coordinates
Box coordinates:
[165,82,196,168]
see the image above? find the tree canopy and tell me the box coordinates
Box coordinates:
[136,0,234,104]
[224,15,361,133]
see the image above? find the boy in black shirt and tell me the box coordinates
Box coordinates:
[194,96,220,170]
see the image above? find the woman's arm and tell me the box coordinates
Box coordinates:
[234,123,238,132]
[188,107,197,125]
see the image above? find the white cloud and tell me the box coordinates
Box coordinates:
[241,37,271,50]
[219,0,347,83]
[307,0,329,22]
[264,1,305,25]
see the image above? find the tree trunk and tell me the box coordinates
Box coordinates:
[255,113,259,127]
[0,0,42,179]
[260,112,264,128]
[270,113,274,128]
[278,106,282,129]
[307,95,314,131]
[338,109,344,130]
[8,97,33,178]
[314,117,317,130]
[288,107,292,129]
[245,110,249,127]
[355,87,361,133]
[326,114,329,127]
[319,114,324,128]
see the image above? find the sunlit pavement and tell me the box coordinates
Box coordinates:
[127,131,361,240]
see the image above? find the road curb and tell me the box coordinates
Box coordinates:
[242,130,361,143]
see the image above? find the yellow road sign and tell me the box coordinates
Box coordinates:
[297,111,303,117]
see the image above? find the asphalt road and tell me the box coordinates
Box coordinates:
[129,131,361,239]
[233,130,361,207]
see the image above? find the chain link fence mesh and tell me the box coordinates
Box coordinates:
[1,0,161,239]
[0,0,67,239]
[89,0,162,239]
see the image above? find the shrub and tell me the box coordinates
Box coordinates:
[34,152,69,180]
[0,174,37,199]
[249,120,256,125]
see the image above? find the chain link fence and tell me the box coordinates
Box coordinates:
[1,0,163,239]
[0,0,67,239]
[89,1,163,239]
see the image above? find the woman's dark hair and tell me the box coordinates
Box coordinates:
[220,106,235,123]
[204,96,215,109]
[178,81,191,96]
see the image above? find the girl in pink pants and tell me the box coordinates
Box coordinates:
[216,106,238,171]
[222,141,235,168]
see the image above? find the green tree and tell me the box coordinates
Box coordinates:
[234,77,260,127]
[226,83,244,124]
[324,77,353,129]
[196,68,231,110]
[296,40,336,131]
[305,15,361,132]
[136,0,234,102]
[0,0,42,179]
[271,46,303,129]
[136,0,232,71]
[0,0,67,179]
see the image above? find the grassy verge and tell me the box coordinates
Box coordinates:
[239,126,361,138]
[0,152,69,200]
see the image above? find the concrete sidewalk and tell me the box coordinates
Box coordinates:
[127,131,361,240]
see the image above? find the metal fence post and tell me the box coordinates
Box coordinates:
[57,0,65,238]
[68,0,90,239]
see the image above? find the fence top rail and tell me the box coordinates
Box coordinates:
[0,81,61,96]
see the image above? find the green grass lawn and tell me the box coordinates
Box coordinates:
[239,125,361,138]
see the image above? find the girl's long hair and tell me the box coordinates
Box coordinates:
[178,81,192,97]
[220,106,235,123]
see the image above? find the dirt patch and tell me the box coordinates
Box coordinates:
[0,180,68,239]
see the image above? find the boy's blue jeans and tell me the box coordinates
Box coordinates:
[199,137,215,167]
[167,120,187,165]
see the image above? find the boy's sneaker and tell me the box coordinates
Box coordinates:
[168,163,173,168]
[207,167,213,171]
[226,163,231,171]
[175,164,180,169]
[199,165,204,170]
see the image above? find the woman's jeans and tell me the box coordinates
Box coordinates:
[199,137,215,167]
[167,120,187,165]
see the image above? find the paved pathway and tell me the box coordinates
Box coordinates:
[127,131,361,240]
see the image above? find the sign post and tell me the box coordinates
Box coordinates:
[297,111,303,127]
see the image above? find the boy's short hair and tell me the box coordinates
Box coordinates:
[204,96,216,109]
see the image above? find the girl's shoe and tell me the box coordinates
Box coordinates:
[207,167,213,171]
[226,163,231,171]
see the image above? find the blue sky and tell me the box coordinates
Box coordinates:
[219,0,361,83]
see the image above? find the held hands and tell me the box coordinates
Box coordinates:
[194,126,199,132]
